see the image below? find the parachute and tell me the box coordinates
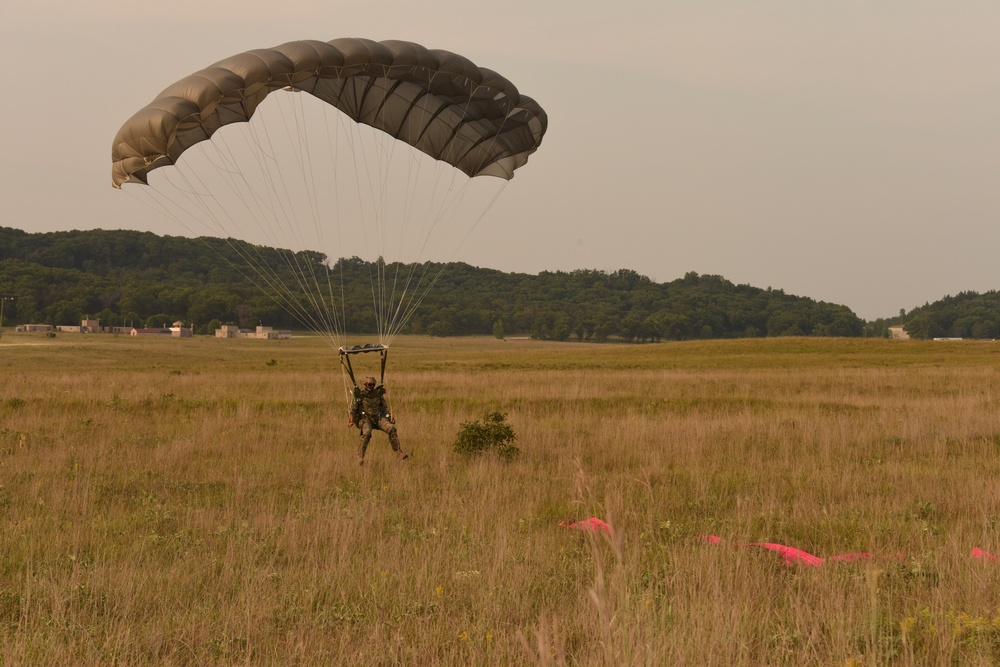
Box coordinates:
[112,38,546,188]
[112,38,546,390]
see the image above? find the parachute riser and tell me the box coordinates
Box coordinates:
[339,343,389,388]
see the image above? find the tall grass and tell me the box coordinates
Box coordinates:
[1,334,999,664]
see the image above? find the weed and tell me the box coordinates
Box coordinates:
[453,410,519,460]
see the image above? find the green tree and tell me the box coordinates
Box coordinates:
[453,411,519,461]
[427,320,453,337]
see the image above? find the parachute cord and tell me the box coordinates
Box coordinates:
[123,87,515,353]
[322,103,349,349]
[123,174,342,351]
[167,104,339,344]
[258,96,346,344]
[381,178,507,344]
[340,358,354,418]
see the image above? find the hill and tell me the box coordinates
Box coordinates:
[896,291,1000,340]
[0,226,864,339]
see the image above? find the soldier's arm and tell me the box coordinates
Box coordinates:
[348,397,361,427]
[379,393,394,422]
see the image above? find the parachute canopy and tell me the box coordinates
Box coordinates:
[112,37,547,188]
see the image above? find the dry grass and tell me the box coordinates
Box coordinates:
[1,333,1000,665]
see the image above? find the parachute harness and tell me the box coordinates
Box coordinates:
[339,343,392,421]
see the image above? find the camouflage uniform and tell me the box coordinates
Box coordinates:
[351,384,403,461]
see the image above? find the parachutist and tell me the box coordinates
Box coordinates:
[351,376,407,465]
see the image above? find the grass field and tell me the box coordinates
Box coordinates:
[1,333,1000,665]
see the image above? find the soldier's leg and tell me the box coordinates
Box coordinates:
[378,418,406,459]
[358,420,373,463]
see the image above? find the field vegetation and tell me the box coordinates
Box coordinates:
[1,333,999,665]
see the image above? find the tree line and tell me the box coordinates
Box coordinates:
[0,226,866,339]
[896,291,1000,340]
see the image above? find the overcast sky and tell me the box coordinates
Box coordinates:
[2,0,998,320]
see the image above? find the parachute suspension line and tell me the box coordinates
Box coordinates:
[381,148,431,343]
[218,178,338,344]
[371,127,391,346]
[359,115,418,347]
[233,95,353,348]
[181,101,344,348]
[334,108,388,345]
[250,97,345,345]
[275,92,348,345]
[378,87,460,344]
[340,356,355,414]
[381,168,469,344]
[365,136,442,346]
[124,167,340,350]
[378,126,406,346]
[321,101,349,349]
[376,67,486,345]
[127,90,506,353]
[190,116,323,338]
[378,124,433,346]
[385,178,508,343]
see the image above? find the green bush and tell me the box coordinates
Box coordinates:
[453,411,519,461]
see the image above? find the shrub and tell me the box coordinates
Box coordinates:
[453,411,519,461]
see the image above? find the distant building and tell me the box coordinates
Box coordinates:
[56,325,81,333]
[251,325,292,340]
[169,321,193,338]
[214,324,291,339]
[216,325,242,338]
[130,327,171,337]
[81,319,100,333]
[15,324,52,333]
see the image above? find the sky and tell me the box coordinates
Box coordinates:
[2,0,999,320]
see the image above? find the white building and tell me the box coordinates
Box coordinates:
[216,325,242,338]
[169,321,193,338]
[130,327,171,337]
[215,324,291,339]
[250,325,292,340]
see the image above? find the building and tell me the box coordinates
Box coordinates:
[250,325,292,340]
[15,324,52,333]
[216,325,243,338]
[130,327,172,337]
[169,321,193,338]
[214,324,292,339]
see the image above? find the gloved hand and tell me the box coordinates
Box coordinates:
[348,415,355,428]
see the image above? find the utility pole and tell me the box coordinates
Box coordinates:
[0,296,13,341]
